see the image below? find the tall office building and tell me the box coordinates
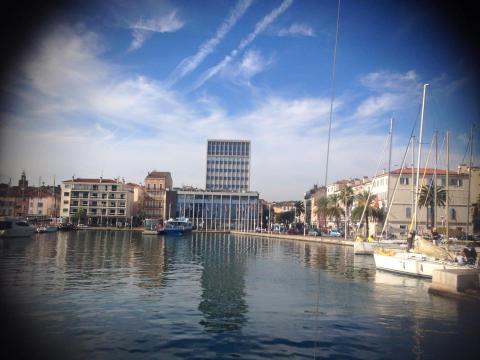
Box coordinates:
[206,139,251,191]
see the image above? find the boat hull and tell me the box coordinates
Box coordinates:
[354,242,374,255]
[164,228,191,236]
[1,227,35,238]
[374,252,469,278]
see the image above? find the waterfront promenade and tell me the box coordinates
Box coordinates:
[231,231,355,246]
[77,227,354,246]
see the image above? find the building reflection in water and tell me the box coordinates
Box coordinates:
[192,233,249,333]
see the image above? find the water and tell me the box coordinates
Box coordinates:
[0,231,478,359]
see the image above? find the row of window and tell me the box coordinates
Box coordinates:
[206,168,249,173]
[399,177,463,187]
[66,192,126,199]
[146,183,163,190]
[64,208,125,215]
[205,184,248,190]
[206,176,249,181]
[65,184,119,191]
[207,141,250,157]
[405,207,457,220]
[207,158,249,164]
[70,201,126,207]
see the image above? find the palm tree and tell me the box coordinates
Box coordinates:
[418,184,446,229]
[294,201,305,218]
[473,193,480,234]
[313,195,328,229]
[339,186,354,234]
[327,194,345,229]
[351,191,383,237]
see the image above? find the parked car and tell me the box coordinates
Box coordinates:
[287,228,299,235]
[308,229,321,236]
[329,229,343,237]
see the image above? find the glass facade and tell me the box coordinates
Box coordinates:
[176,191,259,231]
[206,140,250,191]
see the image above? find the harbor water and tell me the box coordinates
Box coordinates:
[0,231,478,359]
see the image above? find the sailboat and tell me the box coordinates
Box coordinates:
[373,84,478,277]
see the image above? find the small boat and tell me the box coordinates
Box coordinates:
[0,217,36,238]
[36,225,58,233]
[142,218,164,235]
[58,223,76,231]
[164,217,192,236]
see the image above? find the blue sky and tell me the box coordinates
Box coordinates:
[0,0,478,200]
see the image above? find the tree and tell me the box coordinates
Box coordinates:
[326,194,344,229]
[76,208,87,225]
[275,210,294,224]
[351,191,383,236]
[339,186,354,234]
[418,184,446,229]
[294,201,305,219]
[313,195,328,229]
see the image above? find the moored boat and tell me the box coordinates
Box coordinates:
[0,217,36,238]
[164,217,192,235]
[143,218,165,235]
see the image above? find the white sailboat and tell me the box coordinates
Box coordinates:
[373,84,477,277]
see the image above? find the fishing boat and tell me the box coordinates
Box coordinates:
[164,217,192,235]
[0,217,36,238]
[143,218,164,235]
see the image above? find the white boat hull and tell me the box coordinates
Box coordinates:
[374,252,470,278]
[354,242,374,255]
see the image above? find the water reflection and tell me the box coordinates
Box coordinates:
[0,231,479,359]
[192,233,248,333]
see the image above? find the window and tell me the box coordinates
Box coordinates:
[64,192,70,197]
[450,208,456,221]
[63,200,69,204]
[63,208,68,213]
[400,177,409,185]
[406,207,411,219]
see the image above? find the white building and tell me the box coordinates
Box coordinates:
[60,178,133,226]
[206,139,251,192]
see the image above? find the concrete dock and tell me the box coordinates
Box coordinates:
[231,231,354,246]
[429,269,480,302]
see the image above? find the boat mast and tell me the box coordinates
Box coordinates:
[412,135,415,217]
[433,132,438,230]
[446,130,449,240]
[414,84,429,232]
[386,117,393,238]
[467,125,473,238]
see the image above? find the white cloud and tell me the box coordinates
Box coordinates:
[277,23,315,37]
[220,49,273,85]
[359,70,418,92]
[129,11,184,51]
[168,0,253,85]
[192,0,293,90]
[354,93,405,119]
[3,25,471,201]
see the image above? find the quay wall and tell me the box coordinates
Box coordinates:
[230,231,354,246]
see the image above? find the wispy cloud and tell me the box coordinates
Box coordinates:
[220,49,273,85]
[192,0,293,90]
[167,0,253,86]
[277,23,315,37]
[129,11,184,51]
[359,70,418,92]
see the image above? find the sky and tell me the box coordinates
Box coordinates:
[0,0,478,200]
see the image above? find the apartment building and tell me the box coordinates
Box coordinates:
[206,139,251,192]
[60,178,133,226]
[144,171,175,219]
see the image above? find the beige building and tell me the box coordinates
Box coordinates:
[29,192,59,217]
[144,171,175,219]
[60,177,133,226]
